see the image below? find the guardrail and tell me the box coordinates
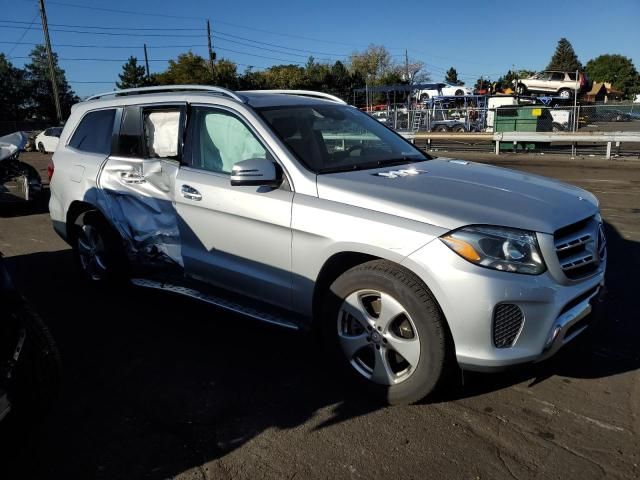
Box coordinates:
[400,130,640,159]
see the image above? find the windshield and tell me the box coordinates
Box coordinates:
[258,104,430,174]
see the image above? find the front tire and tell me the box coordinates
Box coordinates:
[37,142,45,154]
[322,260,448,405]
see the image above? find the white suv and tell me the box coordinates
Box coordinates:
[49,86,606,404]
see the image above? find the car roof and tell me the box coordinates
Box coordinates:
[75,89,342,112]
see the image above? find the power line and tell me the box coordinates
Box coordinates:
[47,0,202,20]
[0,40,209,49]
[0,19,198,31]
[0,24,203,37]
[5,13,39,57]
[213,30,349,57]
[42,1,378,49]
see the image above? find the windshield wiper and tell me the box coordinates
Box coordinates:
[319,157,424,174]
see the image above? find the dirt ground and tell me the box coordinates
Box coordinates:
[1,151,639,479]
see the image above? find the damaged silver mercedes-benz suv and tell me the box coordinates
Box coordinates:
[49,86,606,404]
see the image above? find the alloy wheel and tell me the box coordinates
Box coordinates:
[77,224,108,281]
[337,290,420,385]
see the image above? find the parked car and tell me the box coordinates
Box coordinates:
[0,252,61,426]
[416,83,474,101]
[35,127,63,154]
[49,86,606,404]
[515,71,590,99]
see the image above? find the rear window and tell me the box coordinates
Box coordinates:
[69,109,116,155]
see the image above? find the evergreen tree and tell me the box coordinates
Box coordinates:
[546,38,582,72]
[24,45,77,121]
[445,67,463,85]
[116,56,148,89]
[0,54,28,121]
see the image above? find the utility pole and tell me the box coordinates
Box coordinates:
[143,43,150,79]
[405,49,410,104]
[207,19,216,82]
[38,0,62,123]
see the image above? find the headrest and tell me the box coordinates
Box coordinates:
[271,117,299,138]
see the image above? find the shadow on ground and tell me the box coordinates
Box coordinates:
[0,222,638,479]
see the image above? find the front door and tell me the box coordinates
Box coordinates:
[174,106,294,309]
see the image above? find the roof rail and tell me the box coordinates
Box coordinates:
[242,89,347,104]
[84,85,246,103]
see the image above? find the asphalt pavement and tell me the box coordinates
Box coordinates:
[1,151,638,479]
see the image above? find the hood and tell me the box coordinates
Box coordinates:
[316,158,598,234]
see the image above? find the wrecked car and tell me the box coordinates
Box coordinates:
[0,132,43,204]
[0,252,62,426]
[49,86,606,404]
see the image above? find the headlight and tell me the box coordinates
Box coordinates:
[440,225,546,275]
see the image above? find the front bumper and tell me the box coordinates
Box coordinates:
[402,239,606,371]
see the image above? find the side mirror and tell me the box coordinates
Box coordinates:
[230,158,281,187]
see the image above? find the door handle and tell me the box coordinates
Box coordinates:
[181,184,202,201]
[120,171,146,184]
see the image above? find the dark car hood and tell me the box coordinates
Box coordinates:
[316,158,598,234]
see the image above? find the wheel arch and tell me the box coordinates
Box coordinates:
[310,252,453,343]
[65,200,104,242]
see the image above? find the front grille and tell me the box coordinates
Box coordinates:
[493,304,524,348]
[554,216,604,280]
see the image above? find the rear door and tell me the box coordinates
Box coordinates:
[97,103,186,267]
[174,105,294,309]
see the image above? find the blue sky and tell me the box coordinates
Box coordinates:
[1,0,639,97]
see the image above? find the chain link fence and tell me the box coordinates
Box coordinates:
[366,102,640,134]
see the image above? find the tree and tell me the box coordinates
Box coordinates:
[445,67,463,85]
[23,45,77,121]
[585,54,640,98]
[349,45,393,83]
[474,77,490,91]
[213,59,239,89]
[262,64,307,89]
[239,67,267,90]
[546,38,582,72]
[156,51,212,85]
[116,56,148,89]
[0,54,28,121]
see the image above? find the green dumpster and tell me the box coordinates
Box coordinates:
[494,106,552,151]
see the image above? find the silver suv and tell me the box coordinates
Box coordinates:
[49,86,606,404]
[516,71,589,99]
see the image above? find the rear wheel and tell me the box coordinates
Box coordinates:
[453,125,466,132]
[558,88,572,99]
[322,260,449,405]
[433,125,449,132]
[516,83,528,95]
[454,89,464,96]
[72,211,127,284]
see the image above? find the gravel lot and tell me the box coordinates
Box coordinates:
[1,151,639,479]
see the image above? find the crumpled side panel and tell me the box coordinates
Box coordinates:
[97,158,183,267]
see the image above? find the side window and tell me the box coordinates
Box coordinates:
[551,72,564,81]
[143,108,181,159]
[189,108,268,174]
[116,106,143,158]
[69,109,116,155]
